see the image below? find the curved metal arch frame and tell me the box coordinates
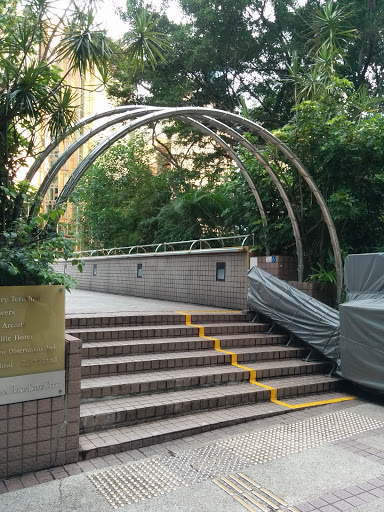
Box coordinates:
[190,115,304,280]
[33,105,342,299]
[30,107,273,258]
[32,107,271,254]
[45,107,302,274]
[25,105,153,183]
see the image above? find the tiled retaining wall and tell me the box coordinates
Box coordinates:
[56,249,335,306]
[0,334,81,479]
[250,255,298,281]
[56,249,251,310]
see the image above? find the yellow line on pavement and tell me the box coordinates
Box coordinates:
[176,311,355,410]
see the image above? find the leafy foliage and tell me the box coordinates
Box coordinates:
[23,0,384,282]
[0,182,81,287]
[272,78,384,268]
[0,0,115,286]
[0,0,171,286]
[75,134,171,248]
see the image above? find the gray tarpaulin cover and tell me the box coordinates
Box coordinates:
[339,253,384,391]
[344,252,384,302]
[247,267,340,361]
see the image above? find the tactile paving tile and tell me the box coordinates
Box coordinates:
[160,444,247,483]
[217,411,384,463]
[88,411,384,508]
[88,458,186,509]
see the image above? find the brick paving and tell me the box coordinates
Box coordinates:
[295,474,384,511]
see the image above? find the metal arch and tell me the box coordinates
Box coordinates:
[51,107,302,279]
[43,105,342,299]
[128,246,147,254]
[189,114,304,281]
[29,106,164,217]
[189,239,211,250]
[32,106,271,256]
[25,105,154,183]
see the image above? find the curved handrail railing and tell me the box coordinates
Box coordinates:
[73,234,254,258]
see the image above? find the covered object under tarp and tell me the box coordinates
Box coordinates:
[247,267,340,362]
[339,253,384,391]
[344,252,384,302]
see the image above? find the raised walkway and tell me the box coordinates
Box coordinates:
[1,290,384,512]
[65,289,229,315]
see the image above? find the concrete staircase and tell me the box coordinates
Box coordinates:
[66,311,348,460]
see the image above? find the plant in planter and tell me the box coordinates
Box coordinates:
[0,181,81,287]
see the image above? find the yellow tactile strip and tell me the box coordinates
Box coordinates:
[176,310,355,410]
[212,473,298,512]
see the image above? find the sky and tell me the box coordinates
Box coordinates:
[96,0,184,39]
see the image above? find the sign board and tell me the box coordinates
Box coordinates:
[0,285,65,405]
[249,256,258,269]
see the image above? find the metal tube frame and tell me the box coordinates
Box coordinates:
[29,106,342,299]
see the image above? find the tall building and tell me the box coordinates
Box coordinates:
[32,59,101,230]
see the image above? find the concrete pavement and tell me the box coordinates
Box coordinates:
[65,289,229,316]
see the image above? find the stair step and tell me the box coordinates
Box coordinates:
[80,374,341,433]
[81,346,308,377]
[81,365,248,399]
[81,360,330,399]
[66,308,350,464]
[78,389,348,459]
[67,322,268,342]
[80,382,266,433]
[66,312,254,330]
[81,333,288,358]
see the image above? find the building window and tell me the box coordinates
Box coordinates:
[216,262,226,281]
[137,264,143,278]
[93,264,97,276]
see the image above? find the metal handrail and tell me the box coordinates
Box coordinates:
[73,234,253,258]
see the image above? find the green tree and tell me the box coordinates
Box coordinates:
[79,0,384,279]
[108,0,305,126]
[153,188,232,243]
[0,0,169,286]
[75,134,171,248]
[273,79,384,271]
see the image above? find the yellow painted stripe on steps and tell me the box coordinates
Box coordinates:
[175,310,242,313]
[176,311,355,410]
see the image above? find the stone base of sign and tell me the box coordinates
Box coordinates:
[0,334,81,479]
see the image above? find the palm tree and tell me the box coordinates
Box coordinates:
[287,0,357,102]
[0,0,169,285]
